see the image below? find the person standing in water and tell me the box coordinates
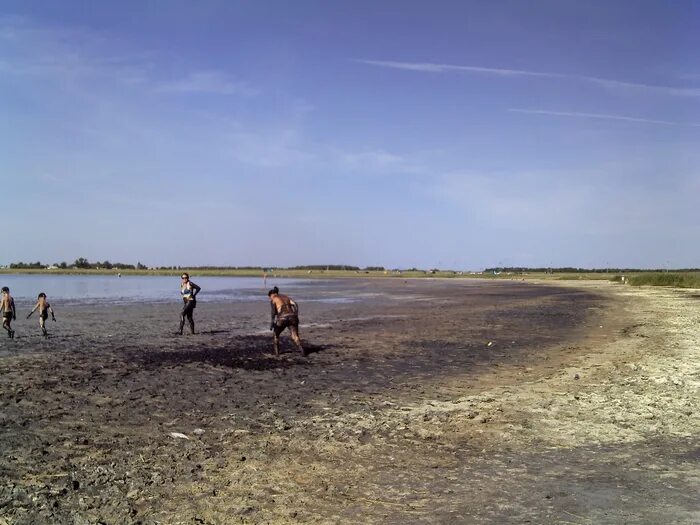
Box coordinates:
[27,292,56,337]
[268,286,305,356]
[1,287,16,339]
[179,273,201,335]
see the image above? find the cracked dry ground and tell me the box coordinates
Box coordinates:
[0,279,698,524]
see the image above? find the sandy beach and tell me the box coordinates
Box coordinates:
[0,278,697,524]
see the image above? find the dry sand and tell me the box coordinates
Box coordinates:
[0,278,697,524]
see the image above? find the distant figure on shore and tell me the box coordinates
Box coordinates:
[268,286,305,356]
[27,293,56,337]
[179,273,201,335]
[1,287,16,339]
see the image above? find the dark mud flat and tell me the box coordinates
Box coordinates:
[0,279,697,524]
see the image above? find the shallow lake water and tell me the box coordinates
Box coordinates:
[0,274,320,306]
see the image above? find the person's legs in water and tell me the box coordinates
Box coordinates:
[40,314,48,337]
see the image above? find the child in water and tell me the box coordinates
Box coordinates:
[27,292,56,337]
[1,286,16,339]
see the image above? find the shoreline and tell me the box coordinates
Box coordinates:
[0,267,624,281]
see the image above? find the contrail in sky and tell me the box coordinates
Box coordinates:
[509,108,700,127]
[355,59,700,98]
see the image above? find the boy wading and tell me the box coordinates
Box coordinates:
[27,293,56,337]
[1,287,16,339]
[268,287,305,356]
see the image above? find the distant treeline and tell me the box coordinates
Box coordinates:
[155,265,265,271]
[290,265,386,271]
[155,265,388,272]
[5,260,389,272]
[484,267,700,273]
[9,261,697,274]
[9,258,147,270]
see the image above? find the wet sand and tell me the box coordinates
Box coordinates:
[0,279,697,524]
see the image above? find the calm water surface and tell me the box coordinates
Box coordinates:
[0,274,338,306]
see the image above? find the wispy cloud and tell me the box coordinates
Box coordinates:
[0,17,256,98]
[332,148,405,171]
[0,16,151,80]
[355,59,700,98]
[356,59,558,78]
[426,165,693,239]
[222,128,315,168]
[155,71,257,96]
[509,109,700,127]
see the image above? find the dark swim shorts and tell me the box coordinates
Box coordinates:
[275,314,299,330]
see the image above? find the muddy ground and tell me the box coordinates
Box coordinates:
[0,278,697,524]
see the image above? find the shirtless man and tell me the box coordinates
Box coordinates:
[1,287,16,339]
[27,292,56,337]
[268,286,305,356]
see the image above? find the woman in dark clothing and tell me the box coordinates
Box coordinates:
[179,273,201,335]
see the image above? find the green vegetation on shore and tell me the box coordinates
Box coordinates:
[625,272,700,289]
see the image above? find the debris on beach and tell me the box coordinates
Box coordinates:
[168,432,190,440]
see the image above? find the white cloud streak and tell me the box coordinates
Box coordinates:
[509,109,700,127]
[154,71,258,96]
[355,59,700,98]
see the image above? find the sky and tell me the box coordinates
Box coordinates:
[1,0,698,270]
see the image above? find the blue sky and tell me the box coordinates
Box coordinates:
[1,1,698,269]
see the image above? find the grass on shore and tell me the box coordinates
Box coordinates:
[624,272,700,289]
